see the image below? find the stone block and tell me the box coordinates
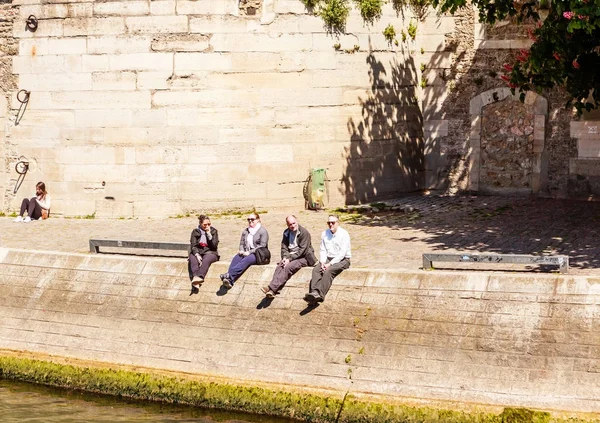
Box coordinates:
[510,39,534,49]
[109,53,173,71]
[230,52,281,72]
[189,15,255,34]
[48,37,87,55]
[166,108,274,127]
[136,71,171,90]
[9,110,75,128]
[93,1,149,16]
[204,72,311,90]
[469,95,483,115]
[131,109,168,127]
[571,121,600,141]
[63,164,129,183]
[52,200,96,217]
[19,38,49,56]
[577,140,600,158]
[151,1,175,15]
[56,146,117,164]
[94,200,135,218]
[133,200,182,218]
[63,17,126,36]
[569,158,600,176]
[126,16,189,34]
[87,35,152,54]
[19,72,92,91]
[176,0,238,15]
[423,120,448,137]
[51,91,151,110]
[210,33,313,52]
[174,53,232,71]
[13,18,64,38]
[152,35,210,52]
[273,0,307,14]
[75,109,132,128]
[153,89,259,108]
[255,144,294,163]
[92,71,137,91]
[82,55,110,72]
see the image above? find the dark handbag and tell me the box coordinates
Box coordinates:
[254,247,271,265]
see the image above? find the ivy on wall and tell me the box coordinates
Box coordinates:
[300,0,433,33]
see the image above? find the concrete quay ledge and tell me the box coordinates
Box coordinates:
[1,248,600,416]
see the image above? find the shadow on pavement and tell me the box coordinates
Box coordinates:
[343,195,600,271]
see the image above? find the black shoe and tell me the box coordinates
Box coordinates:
[222,278,232,289]
[303,292,317,304]
[219,273,225,282]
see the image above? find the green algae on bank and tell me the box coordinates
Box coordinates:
[0,355,597,423]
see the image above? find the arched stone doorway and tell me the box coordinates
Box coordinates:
[468,88,548,194]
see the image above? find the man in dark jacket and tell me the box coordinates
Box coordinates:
[190,214,219,288]
[261,215,316,298]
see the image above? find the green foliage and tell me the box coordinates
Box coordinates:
[333,42,341,50]
[300,0,321,9]
[432,0,600,113]
[392,0,432,20]
[420,63,426,71]
[0,211,5,217]
[401,29,407,42]
[407,20,417,40]
[420,77,428,88]
[319,0,351,33]
[354,0,384,24]
[9,211,17,217]
[344,354,352,364]
[420,47,424,54]
[383,24,396,44]
[358,347,365,354]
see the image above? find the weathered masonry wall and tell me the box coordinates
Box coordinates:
[2,0,460,217]
[1,248,600,413]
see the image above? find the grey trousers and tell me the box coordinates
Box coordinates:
[310,258,350,298]
[268,257,308,293]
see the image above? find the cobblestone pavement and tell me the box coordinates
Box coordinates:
[1,194,599,275]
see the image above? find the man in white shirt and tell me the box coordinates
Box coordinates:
[304,215,351,304]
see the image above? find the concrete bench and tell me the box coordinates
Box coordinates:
[422,253,569,274]
[89,239,189,255]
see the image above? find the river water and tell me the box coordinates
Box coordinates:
[0,380,297,423]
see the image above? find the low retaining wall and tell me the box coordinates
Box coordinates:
[1,248,599,413]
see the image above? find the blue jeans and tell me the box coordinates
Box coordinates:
[227,253,256,284]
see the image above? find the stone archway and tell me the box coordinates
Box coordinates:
[468,88,548,194]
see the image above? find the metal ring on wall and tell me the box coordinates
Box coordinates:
[25,15,38,32]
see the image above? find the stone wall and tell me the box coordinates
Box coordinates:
[1,248,600,412]
[0,0,17,212]
[1,0,459,217]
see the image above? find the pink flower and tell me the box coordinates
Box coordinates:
[516,49,530,63]
[527,28,537,41]
[572,59,580,69]
[553,52,561,61]
[578,15,589,21]
[500,75,510,82]
[563,11,574,19]
[503,63,513,72]
[508,83,518,89]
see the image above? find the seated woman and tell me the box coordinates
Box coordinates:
[189,214,219,288]
[14,181,51,223]
[220,212,268,289]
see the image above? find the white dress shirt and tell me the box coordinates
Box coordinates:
[319,226,351,265]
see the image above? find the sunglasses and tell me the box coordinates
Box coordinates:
[247,218,257,222]
[327,221,338,225]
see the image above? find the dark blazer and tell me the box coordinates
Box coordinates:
[239,225,269,253]
[190,226,219,258]
[281,224,317,266]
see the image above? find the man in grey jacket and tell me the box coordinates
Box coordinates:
[261,215,316,298]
